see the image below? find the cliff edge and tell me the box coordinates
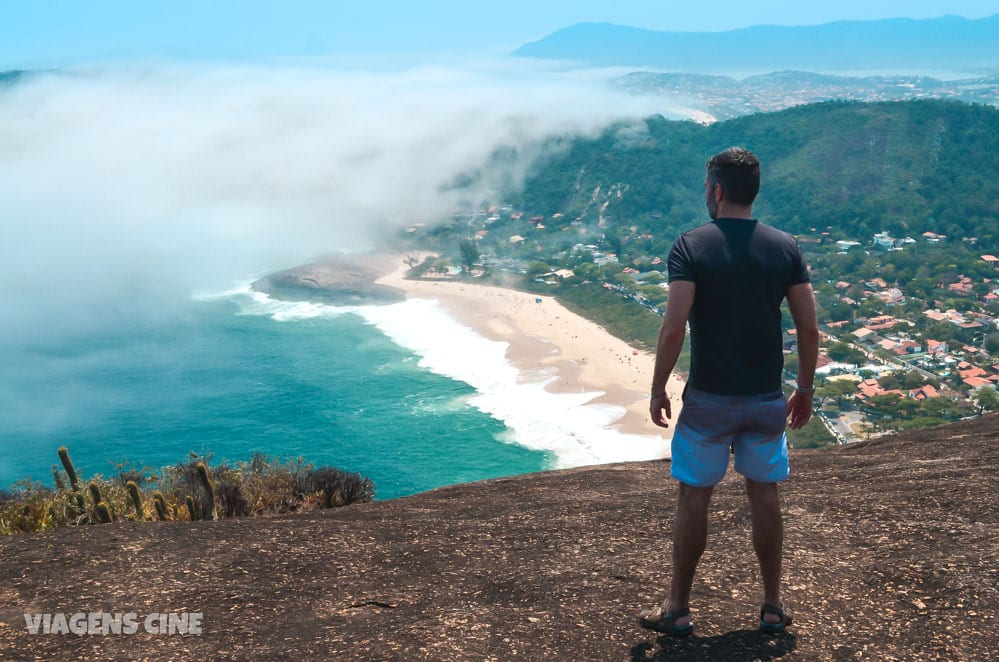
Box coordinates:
[1,415,996,660]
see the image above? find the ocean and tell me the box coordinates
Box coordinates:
[1,285,662,499]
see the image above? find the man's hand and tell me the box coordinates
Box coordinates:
[649,281,692,431]
[650,394,672,428]
[786,390,813,429]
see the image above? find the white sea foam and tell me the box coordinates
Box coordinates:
[200,285,669,468]
[358,298,672,468]
[193,282,359,320]
[253,288,666,466]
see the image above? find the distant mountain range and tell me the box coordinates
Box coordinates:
[513,15,999,75]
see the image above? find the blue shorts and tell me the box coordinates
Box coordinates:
[670,386,790,487]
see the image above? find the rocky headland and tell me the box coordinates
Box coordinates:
[252,253,405,305]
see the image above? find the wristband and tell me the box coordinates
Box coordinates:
[794,384,816,395]
[650,393,667,400]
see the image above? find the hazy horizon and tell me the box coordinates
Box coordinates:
[2,2,997,68]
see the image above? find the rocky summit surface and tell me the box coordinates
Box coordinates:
[1,414,996,660]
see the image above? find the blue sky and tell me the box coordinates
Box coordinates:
[3,0,998,67]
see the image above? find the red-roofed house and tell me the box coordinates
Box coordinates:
[957,362,988,380]
[910,385,941,400]
[894,340,922,355]
[964,376,993,390]
[856,379,884,401]
[865,315,899,331]
[948,277,974,295]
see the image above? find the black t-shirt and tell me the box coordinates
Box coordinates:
[668,218,810,395]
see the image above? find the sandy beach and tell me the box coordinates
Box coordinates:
[377,258,684,449]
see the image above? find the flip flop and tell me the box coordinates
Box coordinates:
[759,602,793,634]
[638,605,693,636]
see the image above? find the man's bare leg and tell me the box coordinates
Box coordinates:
[746,478,784,623]
[665,482,714,626]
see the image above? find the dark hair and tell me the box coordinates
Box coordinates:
[706,147,760,206]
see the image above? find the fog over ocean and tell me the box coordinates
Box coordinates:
[0,61,687,495]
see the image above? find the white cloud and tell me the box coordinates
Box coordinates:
[0,57,687,341]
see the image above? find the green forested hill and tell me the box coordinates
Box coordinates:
[513,100,999,252]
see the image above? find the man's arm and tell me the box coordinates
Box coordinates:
[785,282,819,429]
[650,280,695,428]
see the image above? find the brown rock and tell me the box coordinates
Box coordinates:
[1,414,996,659]
[253,253,404,304]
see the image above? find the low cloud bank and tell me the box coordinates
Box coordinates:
[0,58,687,342]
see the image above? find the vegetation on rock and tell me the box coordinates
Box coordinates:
[0,448,374,536]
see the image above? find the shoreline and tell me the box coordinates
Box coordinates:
[376,257,684,452]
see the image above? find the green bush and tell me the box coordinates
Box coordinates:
[787,417,837,449]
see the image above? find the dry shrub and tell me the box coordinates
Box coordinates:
[2,449,375,535]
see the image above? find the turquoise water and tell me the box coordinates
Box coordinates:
[0,297,550,499]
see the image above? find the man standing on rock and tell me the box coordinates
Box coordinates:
[641,147,819,636]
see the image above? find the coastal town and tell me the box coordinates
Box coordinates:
[405,205,999,446]
[790,227,999,442]
[616,70,999,121]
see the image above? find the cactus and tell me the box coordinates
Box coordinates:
[88,483,102,508]
[185,495,200,521]
[58,447,79,491]
[95,501,113,524]
[196,462,216,520]
[51,465,66,491]
[152,491,169,521]
[57,448,85,518]
[126,481,144,521]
